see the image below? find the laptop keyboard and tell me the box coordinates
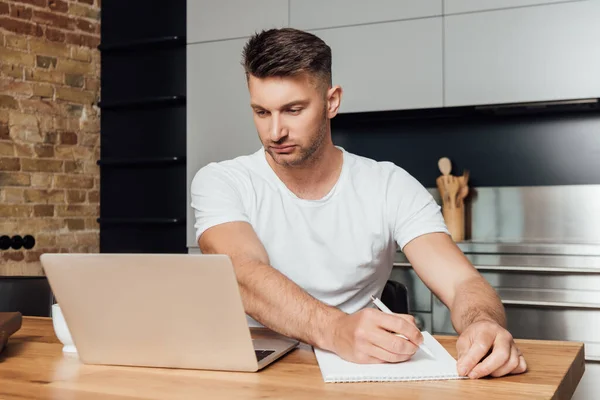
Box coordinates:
[255,350,275,362]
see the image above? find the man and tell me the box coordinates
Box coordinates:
[191,28,527,379]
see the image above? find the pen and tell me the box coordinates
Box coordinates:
[370,295,435,358]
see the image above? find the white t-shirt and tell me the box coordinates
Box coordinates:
[190,147,448,315]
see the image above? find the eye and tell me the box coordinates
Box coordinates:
[287,108,302,115]
[255,110,269,117]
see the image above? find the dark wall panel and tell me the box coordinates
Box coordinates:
[332,109,600,188]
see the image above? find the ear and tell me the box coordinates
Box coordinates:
[326,85,343,119]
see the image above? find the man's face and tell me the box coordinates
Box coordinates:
[248,73,329,167]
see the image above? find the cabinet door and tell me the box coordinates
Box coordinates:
[187,0,288,43]
[445,1,600,106]
[444,0,582,14]
[290,0,441,30]
[186,40,261,247]
[313,18,443,113]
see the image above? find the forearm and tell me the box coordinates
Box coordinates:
[450,275,506,333]
[235,258,344,349]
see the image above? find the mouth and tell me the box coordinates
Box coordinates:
[270,145,296,154]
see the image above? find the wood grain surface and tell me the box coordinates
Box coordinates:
[0,317,585,400]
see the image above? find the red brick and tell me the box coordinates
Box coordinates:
[21,158,63,172]
[5,35,28,50]
[0,95,19,109]
[68,3,98,20]
[65,32,99,48]
[32,10,74,29]
[0,171,31,186]
[87,189,98,203]
[65,218,85,230]
[63,159,82,173]
[0,141,14,156]
[0,157,20,171]
[45,27,65,42]
[25,68,63,85]
[0,204,32,217]
[55,87,95,104]
[10,4,33,19]
[29,38,70,58]
[77,0,93,4]
[30,172,51,187]
[33,143,54,158]
[0,2,9,14]
[85,77,99,91]
[76,232,97,246]
[1,79,33,96]
[55,175,93,189]
[14,142,34,157]
[2,187,24,202]
[12,0,47,7]
[59,131,77,144]
[0,122,9,139]
[48,0,68,12]
[70,46,91,62]
[31,83,53,98]
[1,64,24,79]
[56,204,97,216]
[76,18,94,33]
[2,251,25,262]
[56,58,92,75]
[0,47,35,67]
[65,189,85,202]
[24,251,42,262]
[23,188,64,203]
[19,99,61,115]
[0,16,43,36]
[33,204,54,216]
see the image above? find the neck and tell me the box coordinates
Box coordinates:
[266,139,343,200]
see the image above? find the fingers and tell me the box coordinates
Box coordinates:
[514,355,528,374]
[489,345,520,378]
[369,328,418,361]
[376,312,423,345]
[456,330,495,377]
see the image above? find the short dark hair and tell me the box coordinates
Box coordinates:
[242,28,332,89]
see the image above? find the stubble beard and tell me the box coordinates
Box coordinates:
[267,110,329,168]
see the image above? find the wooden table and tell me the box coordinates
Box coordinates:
[0,317,585,400]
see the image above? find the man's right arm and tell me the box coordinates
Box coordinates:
[199,221,341,349]
[198,221,423,364]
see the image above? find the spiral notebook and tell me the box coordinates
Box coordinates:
[314,331,465,383]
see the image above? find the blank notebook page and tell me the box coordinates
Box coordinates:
[314,331,465,383]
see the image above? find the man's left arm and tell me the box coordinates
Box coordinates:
[403,232,528,379]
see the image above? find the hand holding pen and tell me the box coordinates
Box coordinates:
[370,295,435,358]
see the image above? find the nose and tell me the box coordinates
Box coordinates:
[269,113,288,142]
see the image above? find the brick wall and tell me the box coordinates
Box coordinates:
[0,0,100,276]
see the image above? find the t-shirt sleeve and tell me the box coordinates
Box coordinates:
[190,163,251,243]
[387,167,449,251]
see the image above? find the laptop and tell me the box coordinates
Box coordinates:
[40,253,299,372]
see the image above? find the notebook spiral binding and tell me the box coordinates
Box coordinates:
[327,373,463,383]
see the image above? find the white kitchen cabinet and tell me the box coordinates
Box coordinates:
[445,0,600,107]
[444,0,584,14]
[313,18,443,113]
[187,0,288,43]
[186,40,261,246]
[290,0,441,30]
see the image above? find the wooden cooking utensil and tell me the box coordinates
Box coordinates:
[438,157,452,176]
[436,157,468,242]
